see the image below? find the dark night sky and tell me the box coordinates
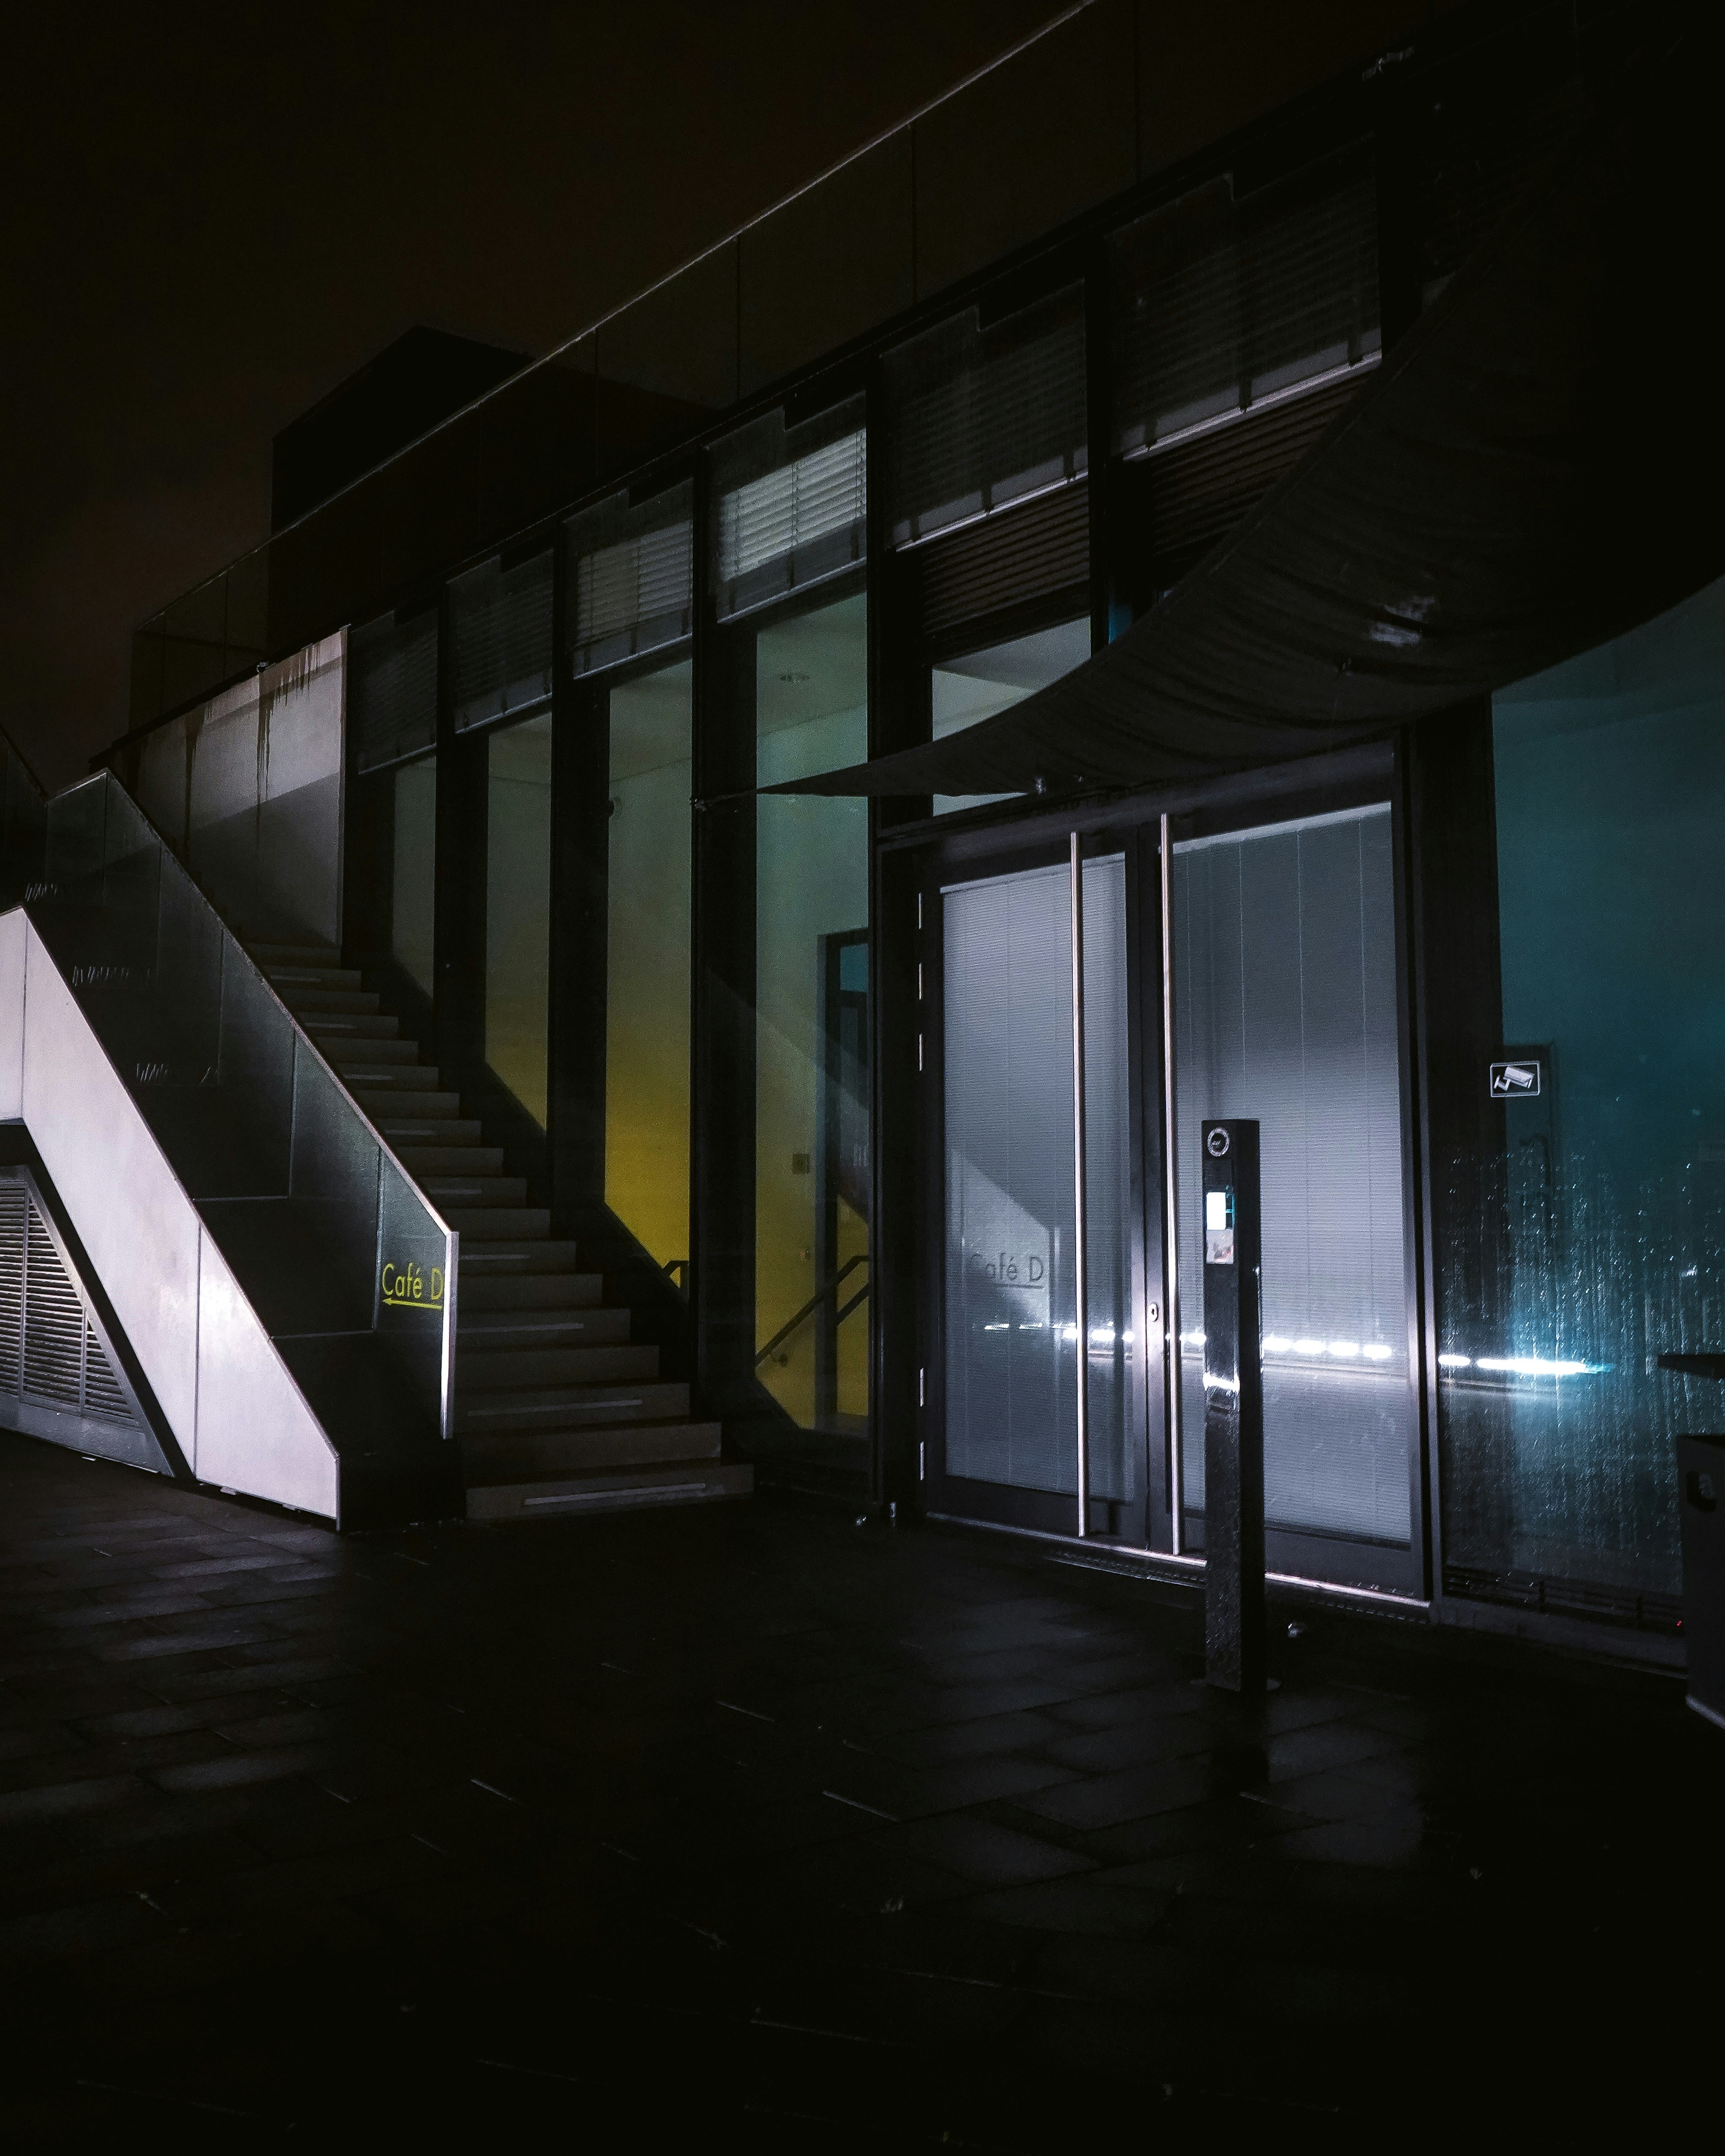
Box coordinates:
[0,1,1058,787]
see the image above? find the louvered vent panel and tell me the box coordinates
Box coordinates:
[0,1182,25,1394]
[350,610,438,776]
[451,551,554,733]
[1144,369,1364,592]
[81,1317,133,1423]
[23,1203,85,1408]
[918,480,1090,645]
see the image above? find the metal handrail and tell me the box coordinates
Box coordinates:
[755,1253,870,1368]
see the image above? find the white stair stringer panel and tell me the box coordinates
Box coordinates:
[0,908,339,1521]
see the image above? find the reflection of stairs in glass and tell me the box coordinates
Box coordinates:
[249,938,750,1522]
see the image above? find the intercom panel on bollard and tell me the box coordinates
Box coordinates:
[1202,1120,1266,1693]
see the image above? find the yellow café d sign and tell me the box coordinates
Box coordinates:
[381,1260,444,1312]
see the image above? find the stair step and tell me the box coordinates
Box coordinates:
[305,1018,404,1047]
[250,942,342,968]
[458,1239,584,1272]
[456,1380,690,1433]
[378,1119,484,1146]
[458,1272,604,1311]
[353,1088,462,1118]
[458,1343,659,1390]
[283,988,382,1017]
[445,1207,551,1241]
[423,1174,528,1206]
[394,1143,504,1174]
[322,1037,424,1068]
[462,1420,723,1481]
[264,965,363,992]
[466,1461,752,1524]
[457,1308,629,1349]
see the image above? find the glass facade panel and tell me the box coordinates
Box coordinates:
[391,755,436,998]
[931,616,1090,816]
[565,481,694,681]
[1111,154,1380,459]
[1174,807,1413,1551]
[943,856,1133,1500]
[1442,576,1725,1599]
[485,713,553,1126]
[754,591,870,1432]
[885,286,1086,549]
[606,659,693,1270]
[713,398,867,624]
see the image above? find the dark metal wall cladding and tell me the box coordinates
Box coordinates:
[1418,57,1596,295]
[450,550,554,732]
[350,610,438,776]
[916,482,1091,645]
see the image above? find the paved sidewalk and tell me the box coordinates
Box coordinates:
[0,1430,1715,2142]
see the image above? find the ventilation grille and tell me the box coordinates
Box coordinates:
[0,1181,143,1435]
[350,610,438,776]
[24,1207,84,1405]
[1141,367,1366,594]
[887,285,1087,549]
[451,550,554,733]
[0,1181,24,1395]
[1113,159,1379,460]
[918,480,1090,645]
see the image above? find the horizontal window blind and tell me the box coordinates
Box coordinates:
[566,481,693,680]
[350,609,438,776]
[1112,156,1380,461]
[886,285,1087,549]
[450,549,553,733]
[712,395,866,622]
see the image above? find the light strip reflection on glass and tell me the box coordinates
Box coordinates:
[1439,1351,1600,1377]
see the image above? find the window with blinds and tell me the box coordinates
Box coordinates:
[712,394,866,622]
[350,608,438,776]
[450,549,554,733]
[1111,152,1380,462]
[885,284,1087,551]
[565,481,693,680]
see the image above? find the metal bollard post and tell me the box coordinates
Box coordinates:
[1201,1119,1265,1693]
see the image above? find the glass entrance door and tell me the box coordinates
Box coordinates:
[1169,804,1419,1592]
[931,845,1148,1539]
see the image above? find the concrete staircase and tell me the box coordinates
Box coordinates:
[248,940,751,1523]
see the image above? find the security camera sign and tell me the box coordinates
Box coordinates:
[1490,1058,1541,1098]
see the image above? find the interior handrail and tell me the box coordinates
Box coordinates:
[754,1252,870,1369]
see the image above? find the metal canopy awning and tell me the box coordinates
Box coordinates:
[767,16,1722,803]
